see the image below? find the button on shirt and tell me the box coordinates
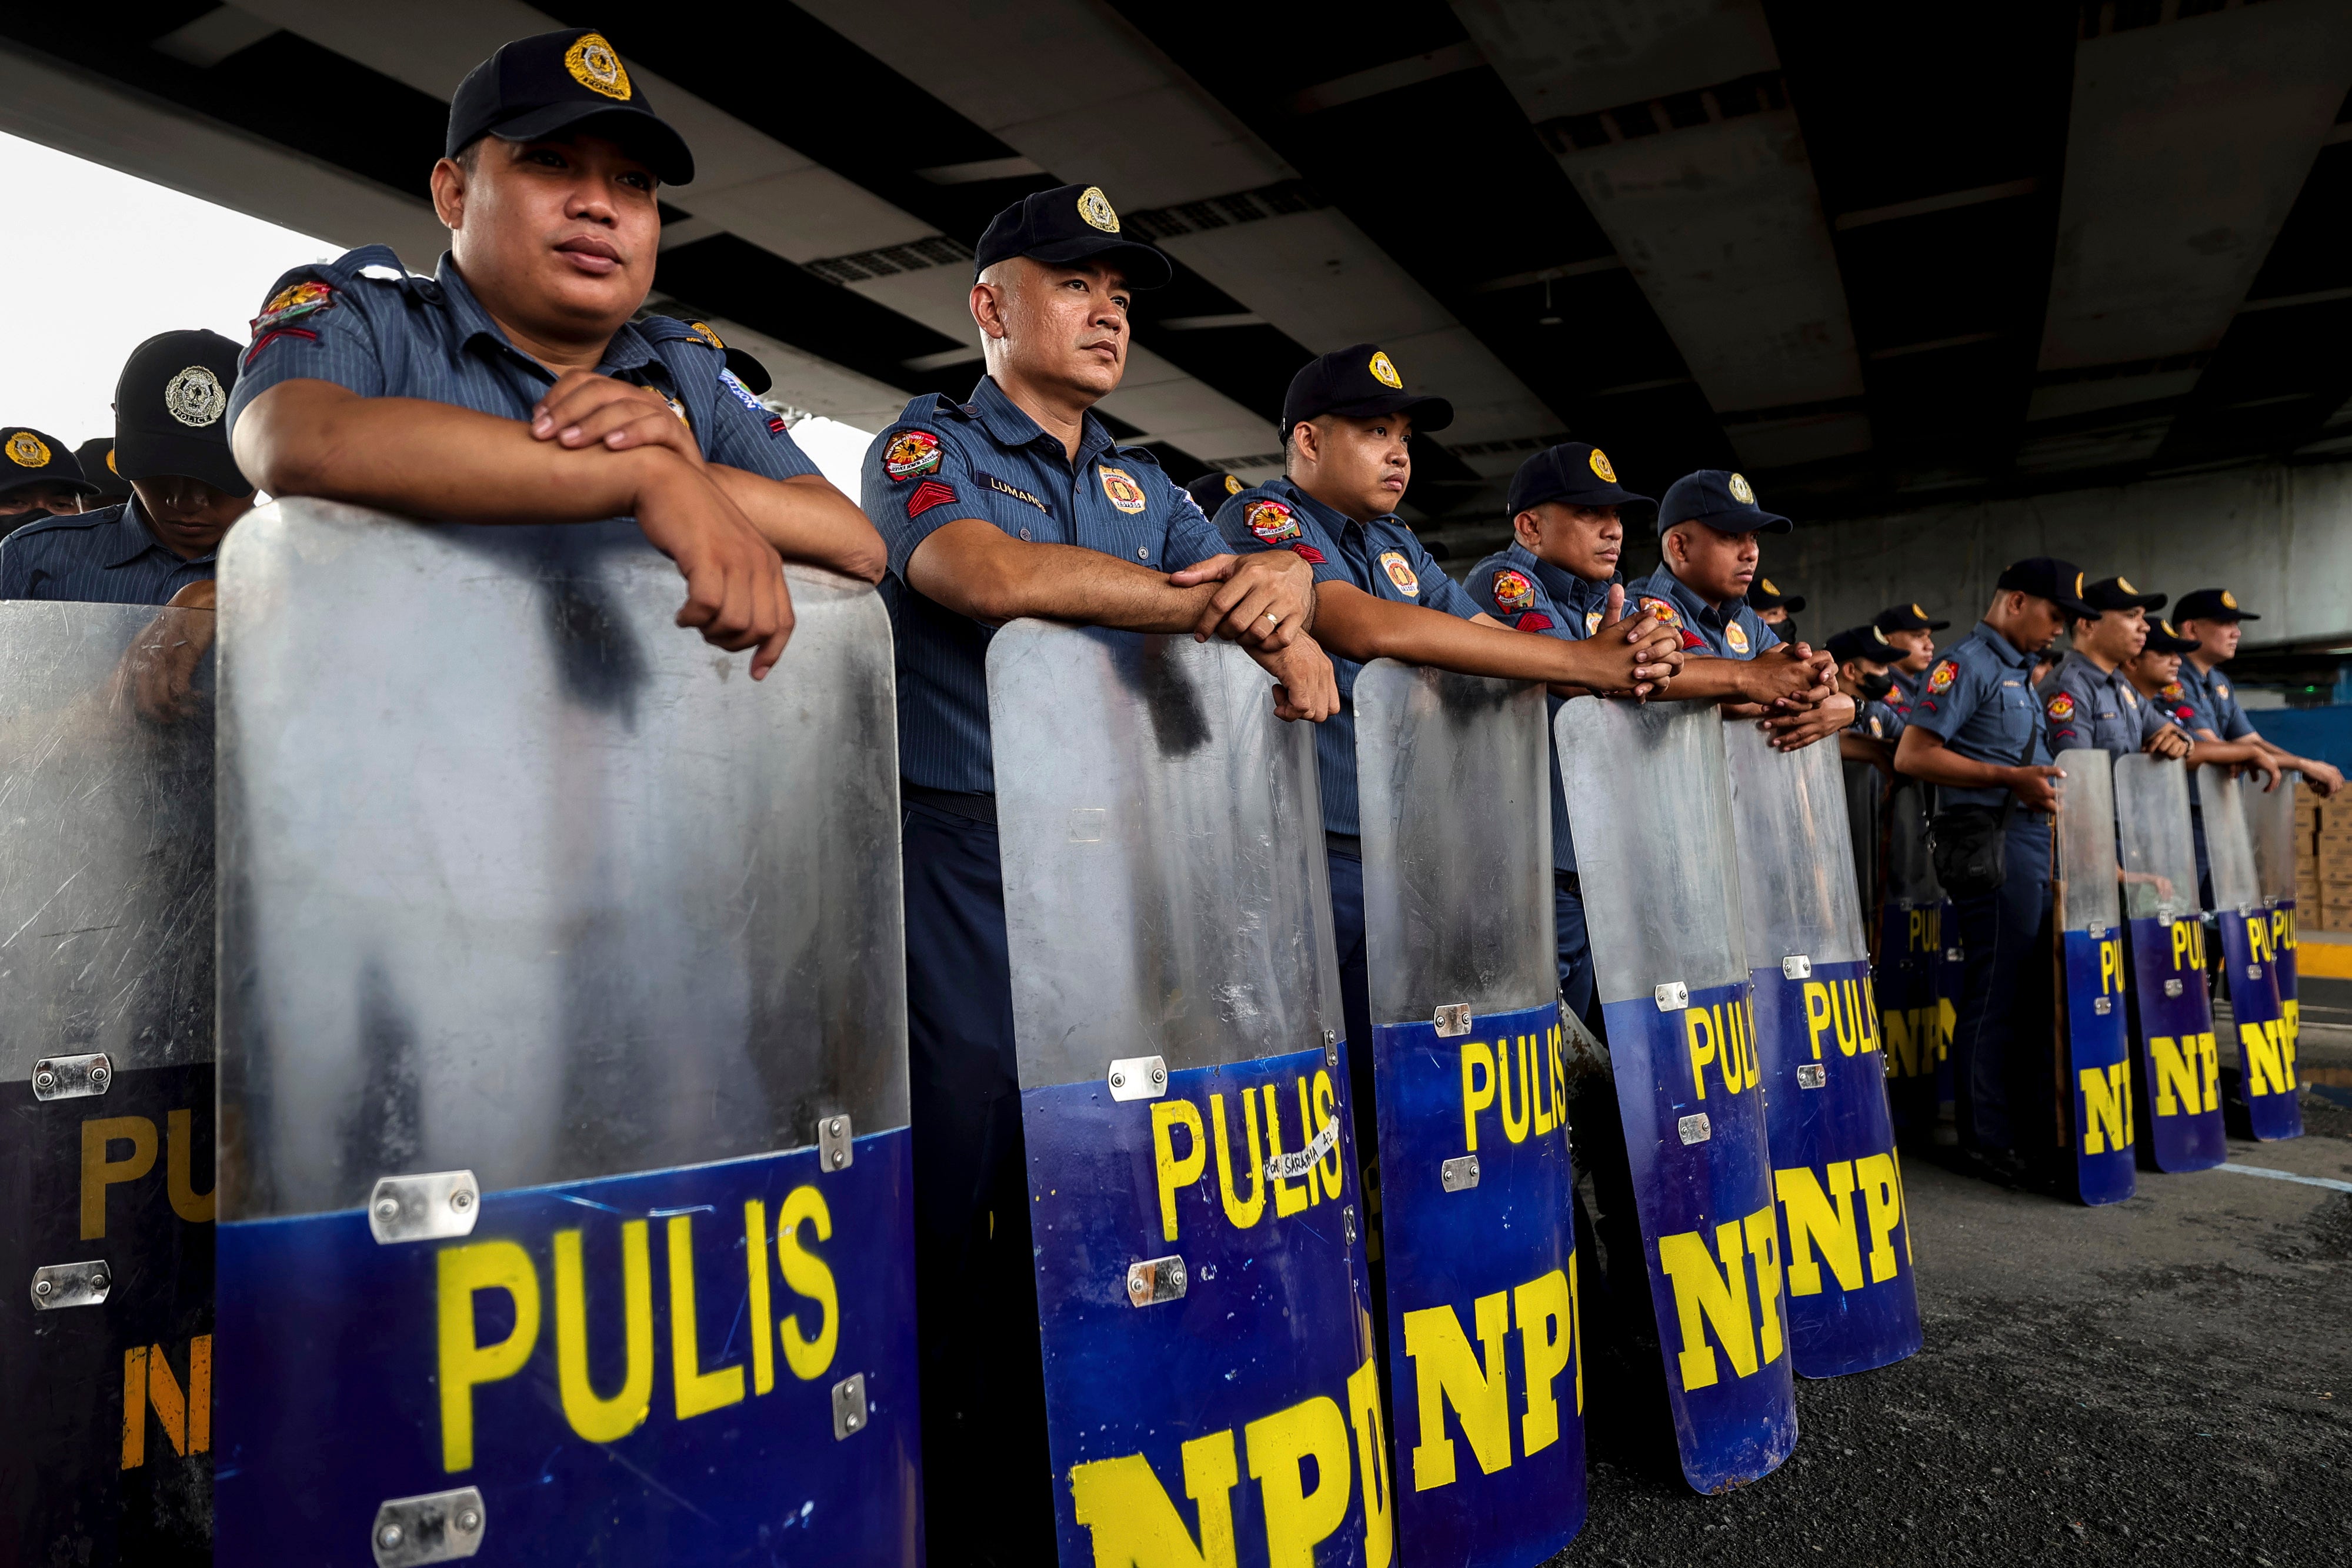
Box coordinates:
[866,377,1226,795]
[1216,477,1483,838]
[1466,541,1610,873]
[0,499,215,605]
[1904,622,2052,809]
[1620,565,1780,660]
[2039,649,2166,759]
[2173,661,2256,742]
[226,245,820,485]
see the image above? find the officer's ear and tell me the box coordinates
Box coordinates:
[431,155,471,232]
[1511,506,1543,548]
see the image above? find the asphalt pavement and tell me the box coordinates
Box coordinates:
[1554,991,2352,1567]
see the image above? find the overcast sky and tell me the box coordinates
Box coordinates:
[0,130,874,499]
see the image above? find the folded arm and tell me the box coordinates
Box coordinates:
[1308,580,1680,692]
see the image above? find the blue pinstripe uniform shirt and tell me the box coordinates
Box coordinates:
[1905,622,2053,809]
[1213,476,1483,838]
[1621,563,1781,660]
[863,377,1228,795]
[0,499,217,605]
[225,244,820,483]
[2173,660,2256,742]
[1464,541,1611,874]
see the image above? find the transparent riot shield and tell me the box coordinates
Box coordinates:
[1,602,216,1566]
[2245,773,2303,1083]
[1556,700,1794,1494]
[1354,661,1580,1564]
[1843,758,1881,924]
[1724,728,1920,1379]
[212,501,917,1564]
[2054,750,2133,1205]
[2113,758,2224,1172]
[987,623,1386,1568]
[1878,780,1949,1130]
[2198,768,2300,1139]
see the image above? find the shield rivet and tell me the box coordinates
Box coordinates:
[32,1279,51,1298]
[32,1071,54,1093]
[456,1509,481,1534]
[378,1525,403,1551]
[1109,1071,1126,1089]
[1150,1065,1165,1086]
[375,1197,401,1223]
[88,1066,109,1090]
[449,1189,472,1212]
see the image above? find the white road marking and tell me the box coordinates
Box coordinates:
[2217,1163,2352,1195]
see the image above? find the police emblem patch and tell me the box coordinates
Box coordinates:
[253,280,333,333]
[165,366,226,428]
[1729,472,1754,505]
[688,321,726,351]
[565,32,632,100]
[1927,659,1957,693]
[1586,610,1603,637]
[2047,694,2075,720]
[1245,500,1300,543]
[1223,473,1243,496]
[1077,186,1120,233]
[1099,466,1147,515]
[1490,569,1535,611]
[1368,351,1403,390]
[719,368,766,412]
[1588,447,1617,482]
[1640,596,1683,630]
[5,430,49,468]
[1724,620,1751,654]
[2215,682,2230,699]
[2160,682,2184,700]
[1379,549,1419,596]
[883,429,943,482]
[1869,716,1884,739]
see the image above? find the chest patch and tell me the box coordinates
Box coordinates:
[1379,550,1420,597]
[1099,465,1147,515]
[1927,659,1958,694]
[1246,500,1300,543]
[981,472,1052,515]
[1869,716,1884,739]
[2214,682,2230,700]
[2047,693,2074,720]
[1724,620,1751,655]
[1490,569,1535,611]
[1585,609,1603,638]
[883,429,943,482]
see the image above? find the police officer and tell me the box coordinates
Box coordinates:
[229,29,880,677]
[1893,559,2092,1185]
[2173,588,2344,796]
[1747,575,1805,645]
[1183,467,1246,521]
[0,428,95,541]
[72,436,135,504]
[1874,602,1950,710]
[860,183,1330,1563]
[2039,576,2192,762]
[1826,623,1908,752]
[0,333,253,604]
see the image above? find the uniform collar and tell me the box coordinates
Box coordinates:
[1276,475,1397,536]
[967,376,1117,467]
[1973,619,2029,669]
[433,253,658,378]
[1508,540,1605,609]
[2055,647,2109,683]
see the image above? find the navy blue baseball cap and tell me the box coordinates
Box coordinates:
[2082,575,2163,614]
[1657,469,1790,535]
[115,329,252,498]
[1826,624,1896,666]
[1506,442,1653,518]
[2143,618,2201,655]
[1747,576,1805,613]
[1874,602,1950,633]
[1184,470,1245,518]
[973,184,1172,289]
[2173,588,2258,623]
[72,436,132,501]
[0,428,94,501]
[448,31,693,186]
[1282,343,1453,441]
[1994,557,2098,619]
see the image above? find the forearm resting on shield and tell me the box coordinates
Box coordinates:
[233,378,796,677]
[1894,725,2063,811]
[2185,733,2280,787]
[1662,644,1834,713]
[1307,580,1683,693]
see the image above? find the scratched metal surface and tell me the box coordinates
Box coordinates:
[1724,722,1869,969]
[0,600,215,1080]
[215,499,906,1219]
[1353,659,1553,1022]
[985,622,1343,1087]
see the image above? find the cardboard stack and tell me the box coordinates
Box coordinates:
[2297,783,2322,923]
[2317,788,2352,933]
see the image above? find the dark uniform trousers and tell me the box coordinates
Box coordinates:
[899,799,1053,1566]
[1948,812,2056,1156]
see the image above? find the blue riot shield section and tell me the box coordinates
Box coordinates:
[2200,769,2302,1142]
[1557,699,1795,1494]
[2056,750,2134,1206]
[2246,773,2304,1086]
[1355,662,1582,1566]
[212,502,918,1564]
[1726,726,1920,1379]
[987,624,1387,1568]
[2113,756,2224,1172]
[1,603,218,1567]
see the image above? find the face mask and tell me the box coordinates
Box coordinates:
[1776,615,1799,645]
[0,506,44,538]
[1857,670,1896,702]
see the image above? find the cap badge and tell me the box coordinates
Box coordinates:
[1223,473,1243,496]
[105,447,118,474]
[165,366,227,428]
[565,33,632,101]
[1760,578,1779,596]
[1724,620,1751,654]
[2220,589,2238,609]
[2116,576,2136,593]
[1246,499,1300,543]
[6,430,51,468]
[1077,186,1120,233]
[1490,569,1535,612]
[1910,602,1927,619]
[882,428,943,483]
[1099,466,1147,516]
[1368,351,1403,391]
[1378,549,1420,597]
[2073,571,2084,599]
[1587,447,1617,482]
[1728,472,1754,505]
[1870,625,1890,646]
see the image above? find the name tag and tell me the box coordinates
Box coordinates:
[980,472,1053,516]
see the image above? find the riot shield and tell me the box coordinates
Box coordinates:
[1354,660,1582,1564]
[2198,768,2300,1140]
[1843,758,1881,923]
[1556,699,1795,1494]
[1725,727,1920,1379]
[2113,757,2224,1172]
[2,602,216,1566]
[2054,750,2133,1205]
[1877,780,1949,1132]
[987,622,1386,1568]
[2245,772,2303,1083]
[212,501,918,1563]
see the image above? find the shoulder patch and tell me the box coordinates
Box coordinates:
[883,429,943,483]
[1245,499,1300,543]
[1927,659,1958,693]
[1490,569,1535,611]
[2160,681,2184,701]
[2046,693,2074,720]
[718,368,766,412]
[1378,549,1420,598]
[1099,465,1147,515]
[1639,596,1684,630]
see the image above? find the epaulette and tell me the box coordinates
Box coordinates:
[637,315,722,352]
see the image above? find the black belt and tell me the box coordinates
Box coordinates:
[1325,832,1362,858]
[902,781,996,826]
[1554,870,1582,894]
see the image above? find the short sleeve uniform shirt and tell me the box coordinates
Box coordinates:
[1620,564,1780,660]
[2172,661,2256,742]
[0,499,216,605]
[1904,622,2052,809]
[2039,649,2166,759]
[1465,541,1610,873]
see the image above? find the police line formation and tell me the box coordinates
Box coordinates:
[2,28,2337,1568]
